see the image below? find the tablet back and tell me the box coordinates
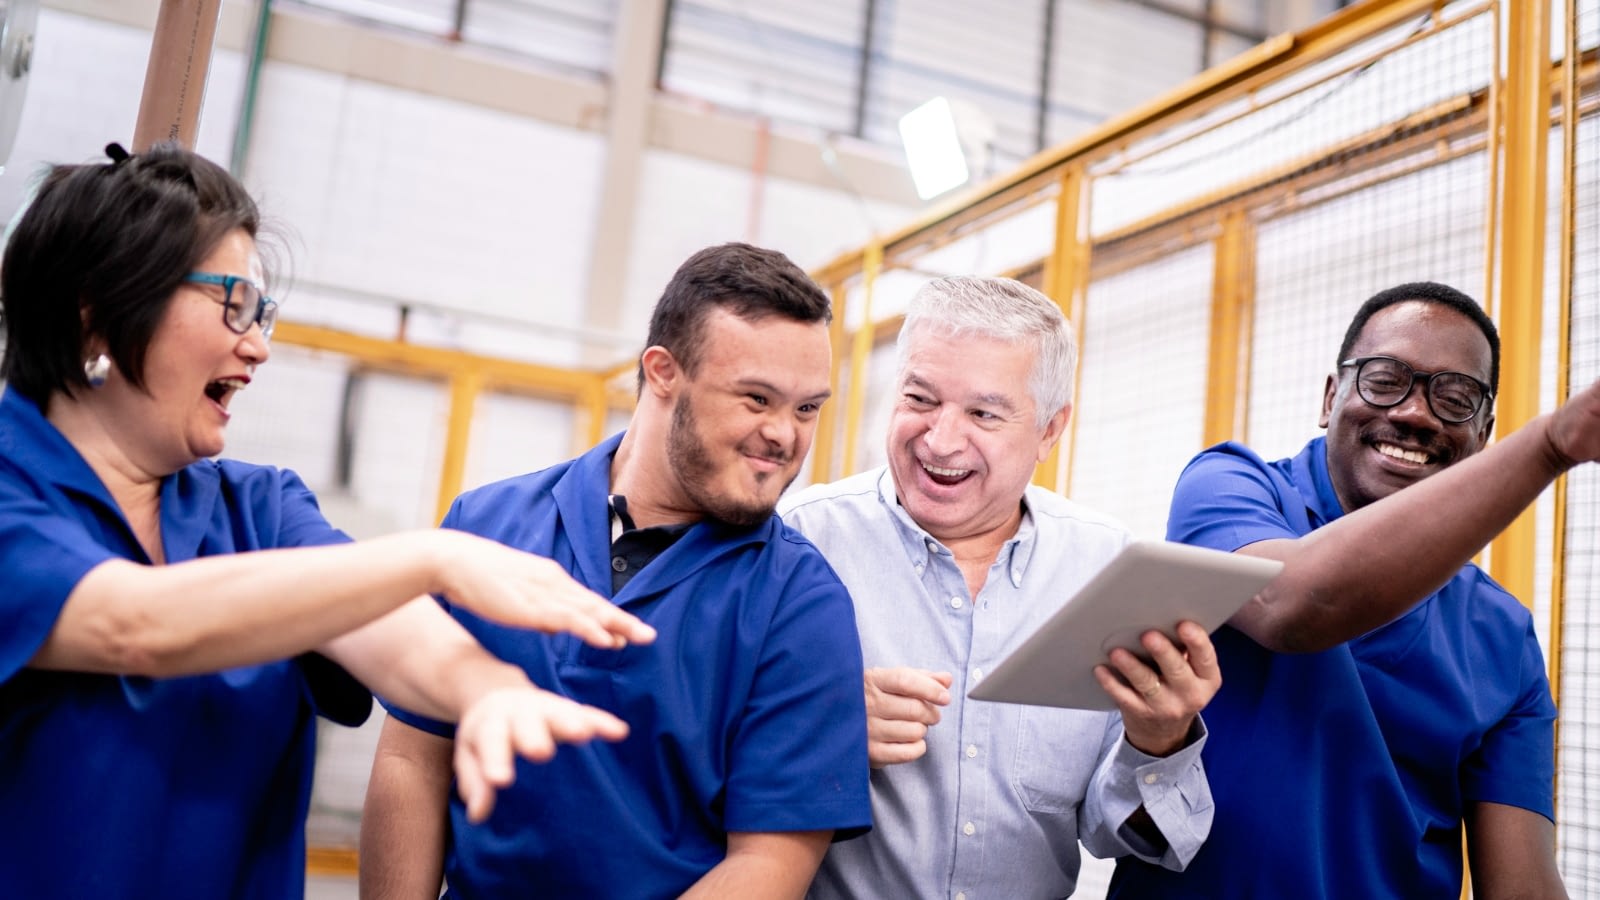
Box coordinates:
[967,540,1282,710]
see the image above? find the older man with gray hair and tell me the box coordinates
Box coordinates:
[781,275,1217,899]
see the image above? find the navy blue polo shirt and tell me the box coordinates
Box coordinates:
[1110,437,1556,899]
[0,388,370,899]
[388,432,871,899]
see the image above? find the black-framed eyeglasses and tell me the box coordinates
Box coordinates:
[183,271,278,340]
[1339,356,1493,424]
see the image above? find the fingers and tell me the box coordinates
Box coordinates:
[524,559,657,648]
[1175,621,1221,687]
[869,738,929,768]
[454,688,632,824]
[862,667,952,767]
[455,706,514,824]
[867,667,953,706]
[1099,622,1220,758]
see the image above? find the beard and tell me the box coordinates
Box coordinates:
[667,392,792,528]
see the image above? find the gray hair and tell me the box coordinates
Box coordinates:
[895,275,1077,427]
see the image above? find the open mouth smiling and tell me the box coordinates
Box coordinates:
[205,376,248,410]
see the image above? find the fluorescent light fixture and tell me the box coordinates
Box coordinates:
[899,97,969,200]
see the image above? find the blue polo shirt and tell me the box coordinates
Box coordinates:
[0,388,370,899]
[1109,437,1556,899]
[387,432,871,899]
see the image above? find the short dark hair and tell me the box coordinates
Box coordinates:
[637,242,832,392]
[1,143,262,406]
[1336,281,1500,393]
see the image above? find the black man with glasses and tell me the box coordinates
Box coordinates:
[1112,281,1583,899]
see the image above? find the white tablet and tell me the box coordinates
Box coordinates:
[967,540,1282,711]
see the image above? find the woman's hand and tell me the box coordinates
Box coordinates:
[426,530,656,649]
[453,685,629,823]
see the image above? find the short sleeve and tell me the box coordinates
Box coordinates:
[0,468,119,683]
[1167,446,1302,551]
[722,563,872,837]
[1461,623,1557,820]
[249,465,372,726]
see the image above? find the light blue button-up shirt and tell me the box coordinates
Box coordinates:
[782,468,1212,900]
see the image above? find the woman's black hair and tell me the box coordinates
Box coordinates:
[0,142,261,406]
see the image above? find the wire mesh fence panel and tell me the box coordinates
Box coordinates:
[464,390,581,492]
[1249,151,1489,463]
[1556,42,1600,888]
[1089,4,1493,240]
[1069,243,1213,540]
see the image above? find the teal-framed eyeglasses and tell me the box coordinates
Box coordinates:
[183,272,278,340]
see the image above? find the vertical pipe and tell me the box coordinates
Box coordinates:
[1486,0,1551,608]
[1548,0,1581,767]
[229,0,272,178]
[1199,0,1217,70]
[840,245,882,478]
[1203,208,1257,446]
[811,282,850,485]
[1482,0,1502,307]
[1052,166,1090,493]
[1036,0,1056,154]
[583,378,610,452]
[133,0,223,151]
[435,370,483,525]
[853,0,879,139]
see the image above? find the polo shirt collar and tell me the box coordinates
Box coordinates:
[0,387,221,563]
[1291,435,1344,528]
[873,467,1034,588]
[554,431,774,602]
[0,388,121,508]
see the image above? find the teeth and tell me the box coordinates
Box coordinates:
[1376,443,1429,464]
[213,378,247,391]
[923,462,969,477]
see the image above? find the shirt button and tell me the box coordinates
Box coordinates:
[966,744,978,758]
[963,821,976,836]
[972,667,983,681]
[611,556,627,573]
[926,540,939,552]
[956,894,968,900]
[1144,773,1160,785]
[949,596,963,609]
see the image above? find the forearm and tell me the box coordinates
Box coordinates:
[678,831,831,900]
[324,599,531,722]
[360,717,454,900]
[33,531,456,678]
[1238,416,1571,651]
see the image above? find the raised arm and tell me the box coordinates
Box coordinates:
[31,528,653,678]
[1228,379,1600,652]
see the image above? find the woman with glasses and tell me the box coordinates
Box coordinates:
[0,144,655,899]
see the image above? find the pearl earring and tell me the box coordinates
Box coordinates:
[83,353,111,388]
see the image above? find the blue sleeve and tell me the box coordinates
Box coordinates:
[243,465,373,727]
[1167,445,1302,551]
[723,553,872,837]
[272,468,354,549]
[1461,621,1557,820]
[0,467,118,684]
